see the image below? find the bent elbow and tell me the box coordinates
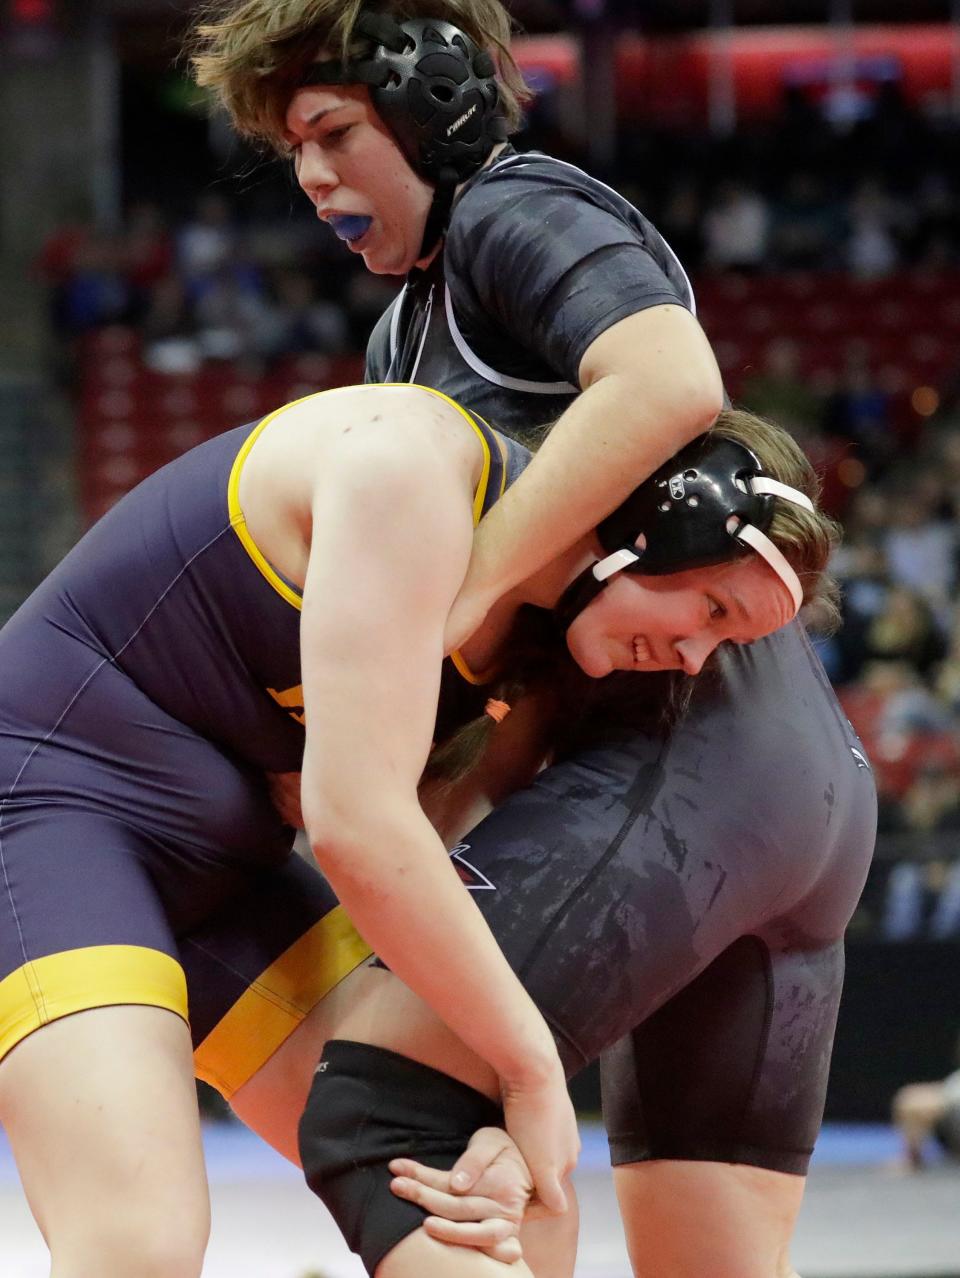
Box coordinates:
[680,358,725,433]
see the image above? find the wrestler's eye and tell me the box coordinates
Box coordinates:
[325,125,353,145]
[707,596,726,621]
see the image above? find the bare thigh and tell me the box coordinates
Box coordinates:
[233,967,578,1278]
[613,1160,805,1278]
[230,962,500,1162]
[229,962,395,1163]
[375,1230,535,1278]
[0,1005,209,1277]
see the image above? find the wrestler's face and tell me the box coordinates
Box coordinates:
[285,82,435,275]
[565,556,796,678]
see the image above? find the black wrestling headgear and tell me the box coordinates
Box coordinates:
[555,433,815,629]
[300,11,507,257]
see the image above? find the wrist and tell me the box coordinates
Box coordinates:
[499,1042,563,1093]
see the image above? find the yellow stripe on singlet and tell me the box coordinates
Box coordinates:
[227,390,320,611]
[0,945,187,1064]
[448,424,511,684]
[193,904,372,1100]
[227,383,495,611]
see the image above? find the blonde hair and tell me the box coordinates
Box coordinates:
[708,407,841,630]
[187,0,530,151]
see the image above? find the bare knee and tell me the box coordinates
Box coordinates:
[613,1160,805,1278]
[51,1208,210,1278]
[893,1082,944,1126]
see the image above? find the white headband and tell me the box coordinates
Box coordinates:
[592,476,815,617]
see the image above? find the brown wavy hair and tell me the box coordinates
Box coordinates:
[423,406,842,787]
[186,0,530,151]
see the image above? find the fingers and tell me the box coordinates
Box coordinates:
[529,1167,568,1216]
[422,1215,520,1251]
[390,1177,520,1223]
[388,1159,455,1192]
[450,1126,515,1193]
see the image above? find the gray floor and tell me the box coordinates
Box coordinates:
[1,1124,958,1277]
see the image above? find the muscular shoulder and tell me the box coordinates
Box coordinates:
[443,152,694,384]
[239,386,484,583]
[448,154,642,274]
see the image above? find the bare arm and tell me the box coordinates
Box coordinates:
[299,417,577,1208]
[444,305,723,649]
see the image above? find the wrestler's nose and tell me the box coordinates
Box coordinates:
[296,142,339,205]
[674,632,717,676]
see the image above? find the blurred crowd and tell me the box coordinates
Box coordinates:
[34,191,400,375]
[32,83,960,941]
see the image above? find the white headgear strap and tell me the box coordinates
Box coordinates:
[592,547,641,581]
[731,521,804,616]
[590,475,814,617]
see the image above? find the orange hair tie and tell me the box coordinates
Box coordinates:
[484,698,511,724]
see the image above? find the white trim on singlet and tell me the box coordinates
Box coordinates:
[409,283,434,384]
[389,150,697,389]
[386,279,435,384]
[388,287,405,367]
[442,284,577,394]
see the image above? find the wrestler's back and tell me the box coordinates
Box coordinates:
[0,390,523,774]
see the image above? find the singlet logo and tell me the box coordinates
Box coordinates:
[447,104,478,137]
[668,474,685,500]
[267,684,305,725]
[450,843,496,891]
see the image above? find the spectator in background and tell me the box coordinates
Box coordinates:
[934,426,960,512]
[901,762,960,836]
[657,179,703,273]
[701,180,769,274]
[192,255,270,363]
[893,1043,960,1167]
[55,232,133,337]
[255,270,350,362]
[740,337,823,436]
[823,537,890,683]
[770,172,845,271]
[934,609,960,719]
[907,170,958,267]
[33,196,95,297]
[861,585,946,678]
[844,178,902,279]
[121,202,174,304]
[841,659,956,820]
[823,341,894,475]
[883,482,957,620]
[177,192,238,293]
[881,851,960,941]
[843,486,892,545]
[141,275,201,375]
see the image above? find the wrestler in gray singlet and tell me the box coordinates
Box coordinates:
[363,145,877,1170]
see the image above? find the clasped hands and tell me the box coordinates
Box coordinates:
[389,1126,546,1265]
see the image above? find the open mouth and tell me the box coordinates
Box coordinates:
[632,635,653,664]
[327,214,373,244]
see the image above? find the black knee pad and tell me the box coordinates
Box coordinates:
[298,1039,504,1276]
